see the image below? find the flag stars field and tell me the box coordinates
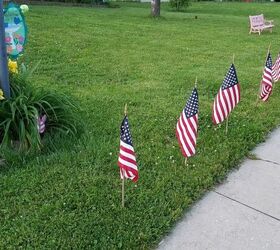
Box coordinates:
[222,67,238,90]
[185,92,198,117]
[121,119,133,145]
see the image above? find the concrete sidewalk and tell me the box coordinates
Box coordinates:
[158,128,280,250]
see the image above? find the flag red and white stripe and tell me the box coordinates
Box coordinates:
[37,114,47,134]
[272,53,280,82]
[118,116,138,182]
[260,52,273,102]
[176,87,198,158]
[212,64,240,125]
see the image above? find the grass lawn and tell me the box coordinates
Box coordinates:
[1,2,280,249]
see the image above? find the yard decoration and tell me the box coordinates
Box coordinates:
[176,78,199,162]
[249,14,274,35]
[37,114,47,134]
[212,57,240,135]
[272,52,280,83]
[259,46,273,102]
[0,4,80,154]
[4,3,27,60]
[118,104,139,208]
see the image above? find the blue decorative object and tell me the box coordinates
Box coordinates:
[4,3,27,60]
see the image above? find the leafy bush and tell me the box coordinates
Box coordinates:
[169,0,190,11]
[0,73,81,153]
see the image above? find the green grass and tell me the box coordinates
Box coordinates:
[1,2,280,249]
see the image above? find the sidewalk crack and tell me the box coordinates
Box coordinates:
[257,158,280,166]
[247,154,280,166]
[214,191,280,222]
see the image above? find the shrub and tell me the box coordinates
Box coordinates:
[0,73,81,153]
[169,0,190,11]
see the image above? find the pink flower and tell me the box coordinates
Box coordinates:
[5,36,11,43]
[16,44,23,52]
[7,46,13,53]
[18,36,24,43]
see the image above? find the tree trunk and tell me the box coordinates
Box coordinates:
[151,0,160,17]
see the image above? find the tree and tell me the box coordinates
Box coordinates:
[151,0,160,17]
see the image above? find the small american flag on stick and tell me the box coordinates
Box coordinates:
[272,52,280,82]
[212,64,240,125]
[260,52,273,102]
[118,114,138,182]
[37,114,47,134]
[176,87,199,158]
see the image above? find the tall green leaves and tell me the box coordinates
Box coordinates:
[0,74,81,153]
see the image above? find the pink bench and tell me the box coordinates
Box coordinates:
[249,14,274,35]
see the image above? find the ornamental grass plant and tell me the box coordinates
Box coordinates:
[0,70,81,154]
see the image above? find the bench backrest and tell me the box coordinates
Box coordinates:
[249,14,265,28]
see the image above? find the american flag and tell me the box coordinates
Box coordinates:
[176,87,199,158]
[272,52,280,82]
[260,52,273,102]
[37,114,47,134]
[212,64,240,125]
[118,115,138,182]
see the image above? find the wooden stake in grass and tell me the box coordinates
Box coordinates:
[225,116,229,134]
[121,104,128,208]
[184,77,198,166]
[256,44,271,105]
[225,54,235,135]
[122,170,125,208]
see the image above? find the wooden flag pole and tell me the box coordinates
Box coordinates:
[256,44,271,105]
[121,104,128,208]
[256,79,263,106]
[226,55,235,135]
[124,103,128,116]
[226,116,229,134]
[122,169,125,208]
[184,77,198,165]
[184,77,197,166]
